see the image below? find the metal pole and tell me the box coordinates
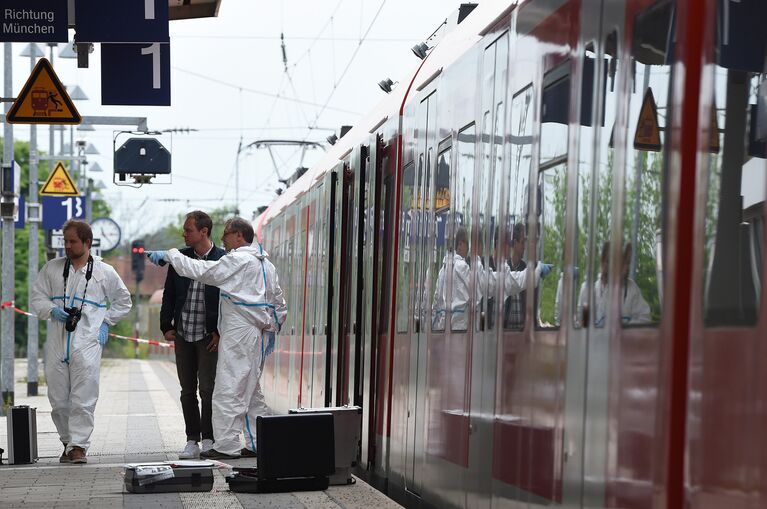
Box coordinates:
[134,279,140,358]
[27,49,39,396]
[2,42,16,413]
[48,44,55,179]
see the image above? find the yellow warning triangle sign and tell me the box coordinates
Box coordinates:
[6,58,81,125]
[40,161,80,196]
[633,88,662,152]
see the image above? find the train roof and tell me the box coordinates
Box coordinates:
[256,1,515,236]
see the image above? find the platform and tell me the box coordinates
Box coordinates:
[0,359,401,509]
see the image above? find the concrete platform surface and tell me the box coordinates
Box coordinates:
[0,358,401,509]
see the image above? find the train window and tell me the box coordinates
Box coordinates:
[504,85,534,331]
[450,124,475,332]
[537,163,567,329]
[571,44,598,329]
[703,0,766,326]
[581,31,619,330]
[540,63,570,167]
[537,62,570,330]
[396,162,415,333]
[431,143,451,333]
[619,0,675,327]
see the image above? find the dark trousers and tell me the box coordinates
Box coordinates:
[174,334,217,442]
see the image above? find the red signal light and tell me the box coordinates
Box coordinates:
[138,247,145,253]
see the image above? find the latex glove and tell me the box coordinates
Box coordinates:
[146,251,168,265]
[538,262,554,278]
[98,322,109,346]
[264,331,276,358]
[51,306,69,323]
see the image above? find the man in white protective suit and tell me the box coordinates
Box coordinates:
[433,226,552,331]
[146,217,287,459]
[30,220,132,464]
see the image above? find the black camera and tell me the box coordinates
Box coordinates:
[64,307,82,332]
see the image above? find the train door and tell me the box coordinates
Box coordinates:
[374,139,395,480]
[336,162,354,405]
[405,91,437,495]
[347,145,368,408]
[329,164,347,406]
[290,197,308,409]
[262,219,284,400]
[361,135,384,469]
[490,2,579,507]
[274,211,296,413]
[301,189,318,407]
[312,171,336,408]
[467,29,509,509]
[547,0,624,506]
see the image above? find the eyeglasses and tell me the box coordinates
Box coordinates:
[222,230,236,237]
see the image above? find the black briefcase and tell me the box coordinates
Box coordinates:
[124,461,215,493]
[6,405,38,464]
[225,413,335,493]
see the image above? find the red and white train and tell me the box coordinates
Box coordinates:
[256,0,767,507]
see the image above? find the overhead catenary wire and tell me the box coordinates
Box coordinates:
[171,66,362,116]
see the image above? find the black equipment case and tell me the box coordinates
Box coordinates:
[225,413,335,493]
[6,405,38,464]
[124,461,215,493]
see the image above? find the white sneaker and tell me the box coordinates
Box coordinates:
[201,439,214,453]
[179,440,200,459]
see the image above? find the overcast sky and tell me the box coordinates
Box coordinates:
[3,0,456,242]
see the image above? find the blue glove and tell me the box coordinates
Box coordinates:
[539,262,554,277]
[264,331,276,358]
[146,250,168,265]
[98,322,109,346]
[51,306,69,323]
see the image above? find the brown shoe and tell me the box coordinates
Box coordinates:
[68,446,87,464]
[59,444,70,463]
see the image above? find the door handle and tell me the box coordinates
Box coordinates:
[414,318,420,334]
[582,303,590,328]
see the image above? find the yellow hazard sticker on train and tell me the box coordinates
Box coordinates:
[40,161,79,196]
[6,58,81,125]
[634,88,662,152]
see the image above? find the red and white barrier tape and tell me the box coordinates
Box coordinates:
[0,301,174,349]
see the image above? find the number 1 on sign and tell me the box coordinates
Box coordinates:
[62,197,83,219]
[141,43,162,89]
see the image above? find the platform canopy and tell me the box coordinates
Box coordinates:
[169,0,222,20]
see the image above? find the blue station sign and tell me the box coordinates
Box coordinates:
[101,43,171,106]
[42,194,85,231]
[75,0,169,43]
[0,0,68,43]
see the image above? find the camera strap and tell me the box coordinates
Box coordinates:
[63,256,94,313]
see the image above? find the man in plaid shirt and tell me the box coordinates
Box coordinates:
[504,223,532,330]
[160,211,226,459]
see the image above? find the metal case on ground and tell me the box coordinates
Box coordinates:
[289,405,362,485]
[7,405,38,464]
[123,462,215,493]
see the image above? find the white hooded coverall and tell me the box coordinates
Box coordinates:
[432,253,542,331]
[30,257,132,453]
[165,244,287,455]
